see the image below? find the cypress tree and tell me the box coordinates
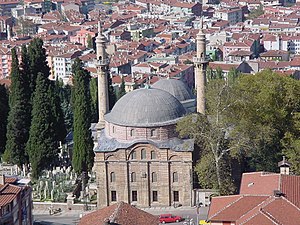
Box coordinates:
[4,48,30,167]
[0,84,9,155]
[72,58,94,175]
[108,74,116,110]
[90,77,98,123]
[50,80,67,143]
[26,73,58,179]
[28,38,50,94]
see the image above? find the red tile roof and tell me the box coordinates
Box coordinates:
[79,201,159,225]
[240,172,300,208]
[0,183,21,208]
[209,195,269,222]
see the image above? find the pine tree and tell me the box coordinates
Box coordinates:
[0,84,9,155]
[26,73,58,179]
[72,58,94,175]
[4,48,31,168]
[28,38,50,95]
[117,77,126,100]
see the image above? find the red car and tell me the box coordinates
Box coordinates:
[159,214,183,223]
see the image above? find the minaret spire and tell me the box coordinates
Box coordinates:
[95,21,109,129]
[193,16,207,115]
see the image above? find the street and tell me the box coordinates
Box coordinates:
[33,207,209,225]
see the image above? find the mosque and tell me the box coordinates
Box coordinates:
[93,20,207,208]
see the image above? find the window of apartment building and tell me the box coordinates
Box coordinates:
[173,172,178,182]
[152,172,157,182]
[151,151,156,159]
[131,151,136,160]
[111,191,117,202]
[152,191,158,202]
[173,191,179,202]
[141,149,146,159]
[131,172,136,182]
[132,191,138,202]
[110,172,115,182]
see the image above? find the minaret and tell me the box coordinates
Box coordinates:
[193,17,208,115]
[95,21,109,129]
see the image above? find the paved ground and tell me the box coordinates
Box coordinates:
[33,206,209,225]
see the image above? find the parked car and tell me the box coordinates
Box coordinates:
[159,214,183,223]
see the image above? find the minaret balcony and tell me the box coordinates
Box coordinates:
[193,57,208,64]
[94,58,110,66]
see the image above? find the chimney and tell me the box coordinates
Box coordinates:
[278,156,291,175]
[0,175,5,185]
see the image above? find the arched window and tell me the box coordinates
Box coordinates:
[131,172,136,182]
[131,151,136,160]
[150,129,156,137]
[112,126,115,133]
[152,172,157,183]
[130,129,135,137]
[151,151,156,160]
[110,172,115,182]
[173,172,178,182]
[141,149,146,159]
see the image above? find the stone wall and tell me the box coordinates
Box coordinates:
[105,122,177,141]
[95,143,193,208]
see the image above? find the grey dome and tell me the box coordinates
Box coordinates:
[152,79,194,102]
[105,88,186,127]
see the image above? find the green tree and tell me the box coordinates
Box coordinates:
[87,34,93,49]
[247,4,264,19]
[227,67,240,85]
[90,77,98,123]
[108,74,116,110]
[117,77,126,100]
[215,66,223,79]
[50,80,67,143]
[4,48,31,168]
[26,73,58,179]
[177,79,237,194]
[72,58,94,175]
[28,38,50,95]
[229,70,300,172]
[0,84,9,155]
[206,66,214,81]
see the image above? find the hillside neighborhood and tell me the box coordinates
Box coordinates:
[0,0,300,224]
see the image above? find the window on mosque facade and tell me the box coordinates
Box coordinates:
[141,149,146,159]
[131,172,136,182]
[151,151,156,160]
[173,172,178,182]
[110,172,115,182]
[130,129,135,137]
[132,191,137,202]
[111,191,117,202]
[152,172,157,182]
[131,151,136,160]
[173,191,179,202]
[152,191,158,202]
[150,129,156,137]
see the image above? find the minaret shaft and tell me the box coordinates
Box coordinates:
[96,22,109,129]
[194,18,207,115]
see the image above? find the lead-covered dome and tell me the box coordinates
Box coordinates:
[152,79,194,102]
[104,88,186,127]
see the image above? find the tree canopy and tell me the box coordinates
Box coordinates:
[72,58,94,175]
[177,69,300,194]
